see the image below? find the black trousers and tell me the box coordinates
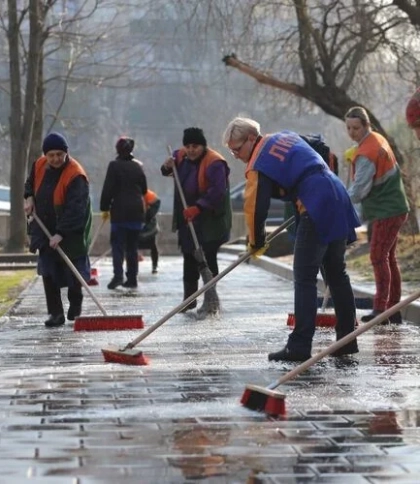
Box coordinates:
[182,240,221,284]
[42,276,83,316]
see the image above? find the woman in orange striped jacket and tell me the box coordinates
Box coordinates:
[345,107,409,325]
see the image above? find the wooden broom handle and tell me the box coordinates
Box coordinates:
[167,145,201,252]
[32,212,108,316]
[88,218,107,256]
[124,216,295,349]
[268,291,420,390]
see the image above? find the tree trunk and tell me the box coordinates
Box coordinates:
[6,0,43,252]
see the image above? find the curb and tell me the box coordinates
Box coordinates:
[221,245,420,325]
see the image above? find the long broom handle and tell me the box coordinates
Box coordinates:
[91,247,112,266]
[166,145,201,252]
[32,212,108,316]
[88,218,106,256]
[124,216,295,349]
[267,289,420,391]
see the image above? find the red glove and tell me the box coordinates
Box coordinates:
[183,205,201,222]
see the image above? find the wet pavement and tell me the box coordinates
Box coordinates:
[1,254,420,483]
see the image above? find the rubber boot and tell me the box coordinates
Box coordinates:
[180,280,198,312]
[331,331,359,357]
[197,285,220,319]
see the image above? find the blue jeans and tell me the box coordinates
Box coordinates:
[288,213,356,355]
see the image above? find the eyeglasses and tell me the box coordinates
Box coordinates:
[229,138,248,156]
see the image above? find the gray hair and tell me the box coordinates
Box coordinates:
[222,117,261,145]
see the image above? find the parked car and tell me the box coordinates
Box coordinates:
[230,181,285,225]
[0,185,10,212]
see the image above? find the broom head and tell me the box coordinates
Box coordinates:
[74,314,144,331]
[101,345,149,365]
[287,312,337,328]
[241,384,286,416]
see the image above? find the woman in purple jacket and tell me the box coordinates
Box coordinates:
[161,128,232,312]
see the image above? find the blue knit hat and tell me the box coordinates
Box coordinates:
[42,132,69,154]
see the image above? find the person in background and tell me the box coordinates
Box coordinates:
[138,189,161,274]
[406,87,420,140]
[345,106,409,325]
[100,136,148,289]
[24,132,92,327]
[161,127,232,312]
[222,117,360,362]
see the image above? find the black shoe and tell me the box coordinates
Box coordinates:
[331,342,359,357]
[389,311,403,325]
[122,280,138,289]
[361,310,389,325]
[152,266,158,274]
[268,346,311,362]
[44,314,65,327]
[67,305,82,321]
[180,300,197,313]
[107,276,123,290]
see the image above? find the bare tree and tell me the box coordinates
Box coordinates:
[184,0,420,232]
[1,0,161,251]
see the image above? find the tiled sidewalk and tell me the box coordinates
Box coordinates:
[1,254,420,483]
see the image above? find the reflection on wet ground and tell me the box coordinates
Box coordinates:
[1,255,420,481]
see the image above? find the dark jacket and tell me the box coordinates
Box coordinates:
[25,156,92,259]
[100,154,148,223]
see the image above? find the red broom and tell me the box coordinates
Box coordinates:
[242,291,419,417]
[101,217,296,365]
[287,287,337,328]
[32,213,143,332]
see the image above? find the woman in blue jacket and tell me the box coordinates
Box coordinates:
[223,117,360,362]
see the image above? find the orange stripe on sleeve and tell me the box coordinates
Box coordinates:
[244,170,259,246]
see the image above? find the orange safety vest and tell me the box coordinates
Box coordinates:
[175,148,226,192]
[34,156,88,206]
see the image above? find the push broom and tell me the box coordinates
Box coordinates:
[241,288,420,417]
[32,212,144,332]
[287,286,337,328]
[101,216,296,365]
[167,145,219,316]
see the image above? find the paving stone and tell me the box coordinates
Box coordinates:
[1,254,420,481]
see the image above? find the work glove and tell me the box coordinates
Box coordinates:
[247,242,269,259]
[183,205,201,222]
[101,211,110,222]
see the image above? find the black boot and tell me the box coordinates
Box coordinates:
[107,276,123,290]
[180,280,198,312]
[361,310,389,325]
[389,311,403,325]
[44,314,65,327]
[67,286,83,320]
[67,305,82,321]
[330,329,359,357]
